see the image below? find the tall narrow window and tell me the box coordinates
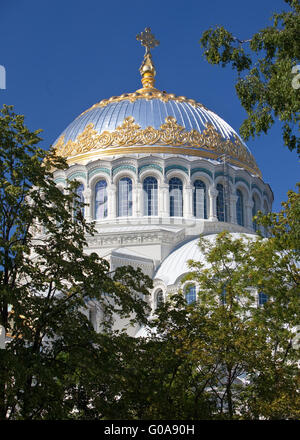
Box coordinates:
[75,184,84,219]
[216,183,226,222]
[169,177,183,217]
[258,292,268,306]
[236,189,244,226]
[95,180,108,219]
[221,287,227,305]
[193,180,207,218]
[185,285,196,305]
[118,177,132,217]
[143,176,158,216]
[155,290,164,309]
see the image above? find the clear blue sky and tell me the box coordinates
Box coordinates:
[0,0,298,212]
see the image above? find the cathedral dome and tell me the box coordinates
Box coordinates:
[154,232,256,286]
[53,91,260,177]
[53,28,261,178]
[50,28,274,320]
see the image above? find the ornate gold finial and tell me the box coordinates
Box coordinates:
[136,27,159,89]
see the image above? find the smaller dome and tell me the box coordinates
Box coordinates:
[154,233,257,286]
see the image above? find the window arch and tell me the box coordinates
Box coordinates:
[193,180,207,219]
[143,176,158,216]
[216,183,227,222]
[236,189,244,226]
[118,177,132,217]
[95,179,108,219]
[258,292,268,306]
[155,289,164,309]
[169,177,183,217]
[221,286,227,305]
[75,183,85,219]
[185,285,196,305]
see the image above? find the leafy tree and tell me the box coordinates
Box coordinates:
[243,185,300,419]
[0,105,151,419]
[117,187,299,420]
[200,0,300,154]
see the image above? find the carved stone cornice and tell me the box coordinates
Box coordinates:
[85,228,185,249]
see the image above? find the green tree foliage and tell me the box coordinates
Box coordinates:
[199,0,300,154]
[113,188,299,420]
[0,105,152,419]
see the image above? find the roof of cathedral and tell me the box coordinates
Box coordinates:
[154,233,257,286]
[52,28,261,177]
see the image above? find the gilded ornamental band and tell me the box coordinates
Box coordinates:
[53,116,261,177]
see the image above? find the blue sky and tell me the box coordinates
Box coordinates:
[0,0,298,212]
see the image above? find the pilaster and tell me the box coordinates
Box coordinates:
[83,188,92,222]
[208,187,218,221]
[108,183,117,219]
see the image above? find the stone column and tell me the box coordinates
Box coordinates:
[108,183,117,219]
[83,188,92,222]
[245,200,254,230]
[184,184,194,218]
[135,183,143,217]
[132,184,138,217]
[160,183,169,218]
[230,194,238,224]
[208,187,218,221]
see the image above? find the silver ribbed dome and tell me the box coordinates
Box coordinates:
[56,97,247,148]
[53,89,261,177]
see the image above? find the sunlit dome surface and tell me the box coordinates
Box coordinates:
[57,98,245,146]
[154,233,257,286]
[52,27,261,177]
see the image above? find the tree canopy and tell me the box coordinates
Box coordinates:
[0,105,151,419]
[108,187,299,420]
[0,104,299,420]
[200,0,300,154]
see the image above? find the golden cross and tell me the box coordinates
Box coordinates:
[136,28,159,54]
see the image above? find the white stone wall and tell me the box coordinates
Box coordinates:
[54,153,273,229]
[53,153,273,321]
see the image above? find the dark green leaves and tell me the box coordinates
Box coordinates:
[0,105,151,419]
[200,1,300,154]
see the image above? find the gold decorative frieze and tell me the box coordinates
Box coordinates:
[53,116,261,177]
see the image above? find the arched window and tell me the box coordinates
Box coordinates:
[75,183,84,219]
[118,177,132,217]
[185,285,196,305]
[88,307,97,330]
[236,189,244,226]
[193,180,207,219]
[258,292,268,306]
[155,290,164,309]
[95,180,108,219]
[169,177,183,217]
[143,176,158,216]
[216,183,226,222]
[221,287,227,305]
[252,194,260,231]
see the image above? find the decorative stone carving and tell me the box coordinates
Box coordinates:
[54,116,261,177]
